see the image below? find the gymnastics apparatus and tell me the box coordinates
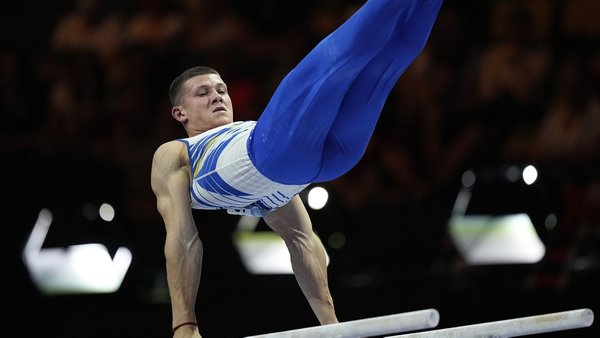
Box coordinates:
[245,308,594,338]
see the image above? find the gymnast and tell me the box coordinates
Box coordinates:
[150,0,443,336]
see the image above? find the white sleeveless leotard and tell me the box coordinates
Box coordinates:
[177,121,309,217]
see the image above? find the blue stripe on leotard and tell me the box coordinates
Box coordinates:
[179,121,309,215]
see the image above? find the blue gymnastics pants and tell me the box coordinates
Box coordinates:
[249,0,443,184]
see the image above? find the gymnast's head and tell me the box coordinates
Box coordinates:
[169,66,234,137]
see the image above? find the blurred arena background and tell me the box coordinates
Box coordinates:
[1,0,599,337]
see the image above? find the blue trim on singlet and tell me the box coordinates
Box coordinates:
[255,200,270,210]
[178,121,261,209]
[191,190,220,209]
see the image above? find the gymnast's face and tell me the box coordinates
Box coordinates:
[172,73,234,136]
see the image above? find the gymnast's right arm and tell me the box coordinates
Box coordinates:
[151,141,203,338]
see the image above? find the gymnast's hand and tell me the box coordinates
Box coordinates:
[173,325,202,338]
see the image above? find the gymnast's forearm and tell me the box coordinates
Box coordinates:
[264,198,338,324]
[288,231,338,325]
[290,233,338,324]
[165,233,203,329]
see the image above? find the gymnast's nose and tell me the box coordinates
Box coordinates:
[210,90,224,103]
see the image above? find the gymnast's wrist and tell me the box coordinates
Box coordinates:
[172,321,198,333]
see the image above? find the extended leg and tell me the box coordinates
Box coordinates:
[250,0,444,184]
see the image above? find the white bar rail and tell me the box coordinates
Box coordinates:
[389,308,594,338]
[245,308,440,338]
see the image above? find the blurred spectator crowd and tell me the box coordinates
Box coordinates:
[1,0,599,290]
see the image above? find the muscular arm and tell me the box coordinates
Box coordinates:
[264,196,338,325]
[151,141,203,336]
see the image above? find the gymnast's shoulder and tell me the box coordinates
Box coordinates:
[151,140,189,170]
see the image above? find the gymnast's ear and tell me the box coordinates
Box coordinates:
[171,106,186,122]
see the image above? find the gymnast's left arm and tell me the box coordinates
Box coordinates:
[151,142,203,338]
[264,196,338,325]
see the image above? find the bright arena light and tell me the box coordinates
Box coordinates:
[522,165,538,185]
[307,186,329,210]
[449,213,546,264]
[23,208,132,294]
[99,203,115,222]
[461,170,476,188]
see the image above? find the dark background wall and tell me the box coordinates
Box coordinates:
[1,0,599,337]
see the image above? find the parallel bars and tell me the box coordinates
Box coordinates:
[245,308,594,338]
[245,308,440,338]
[389,308,594,338]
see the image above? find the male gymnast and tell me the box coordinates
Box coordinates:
[151,0,443,336]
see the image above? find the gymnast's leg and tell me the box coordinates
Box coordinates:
[249,0,443,184]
